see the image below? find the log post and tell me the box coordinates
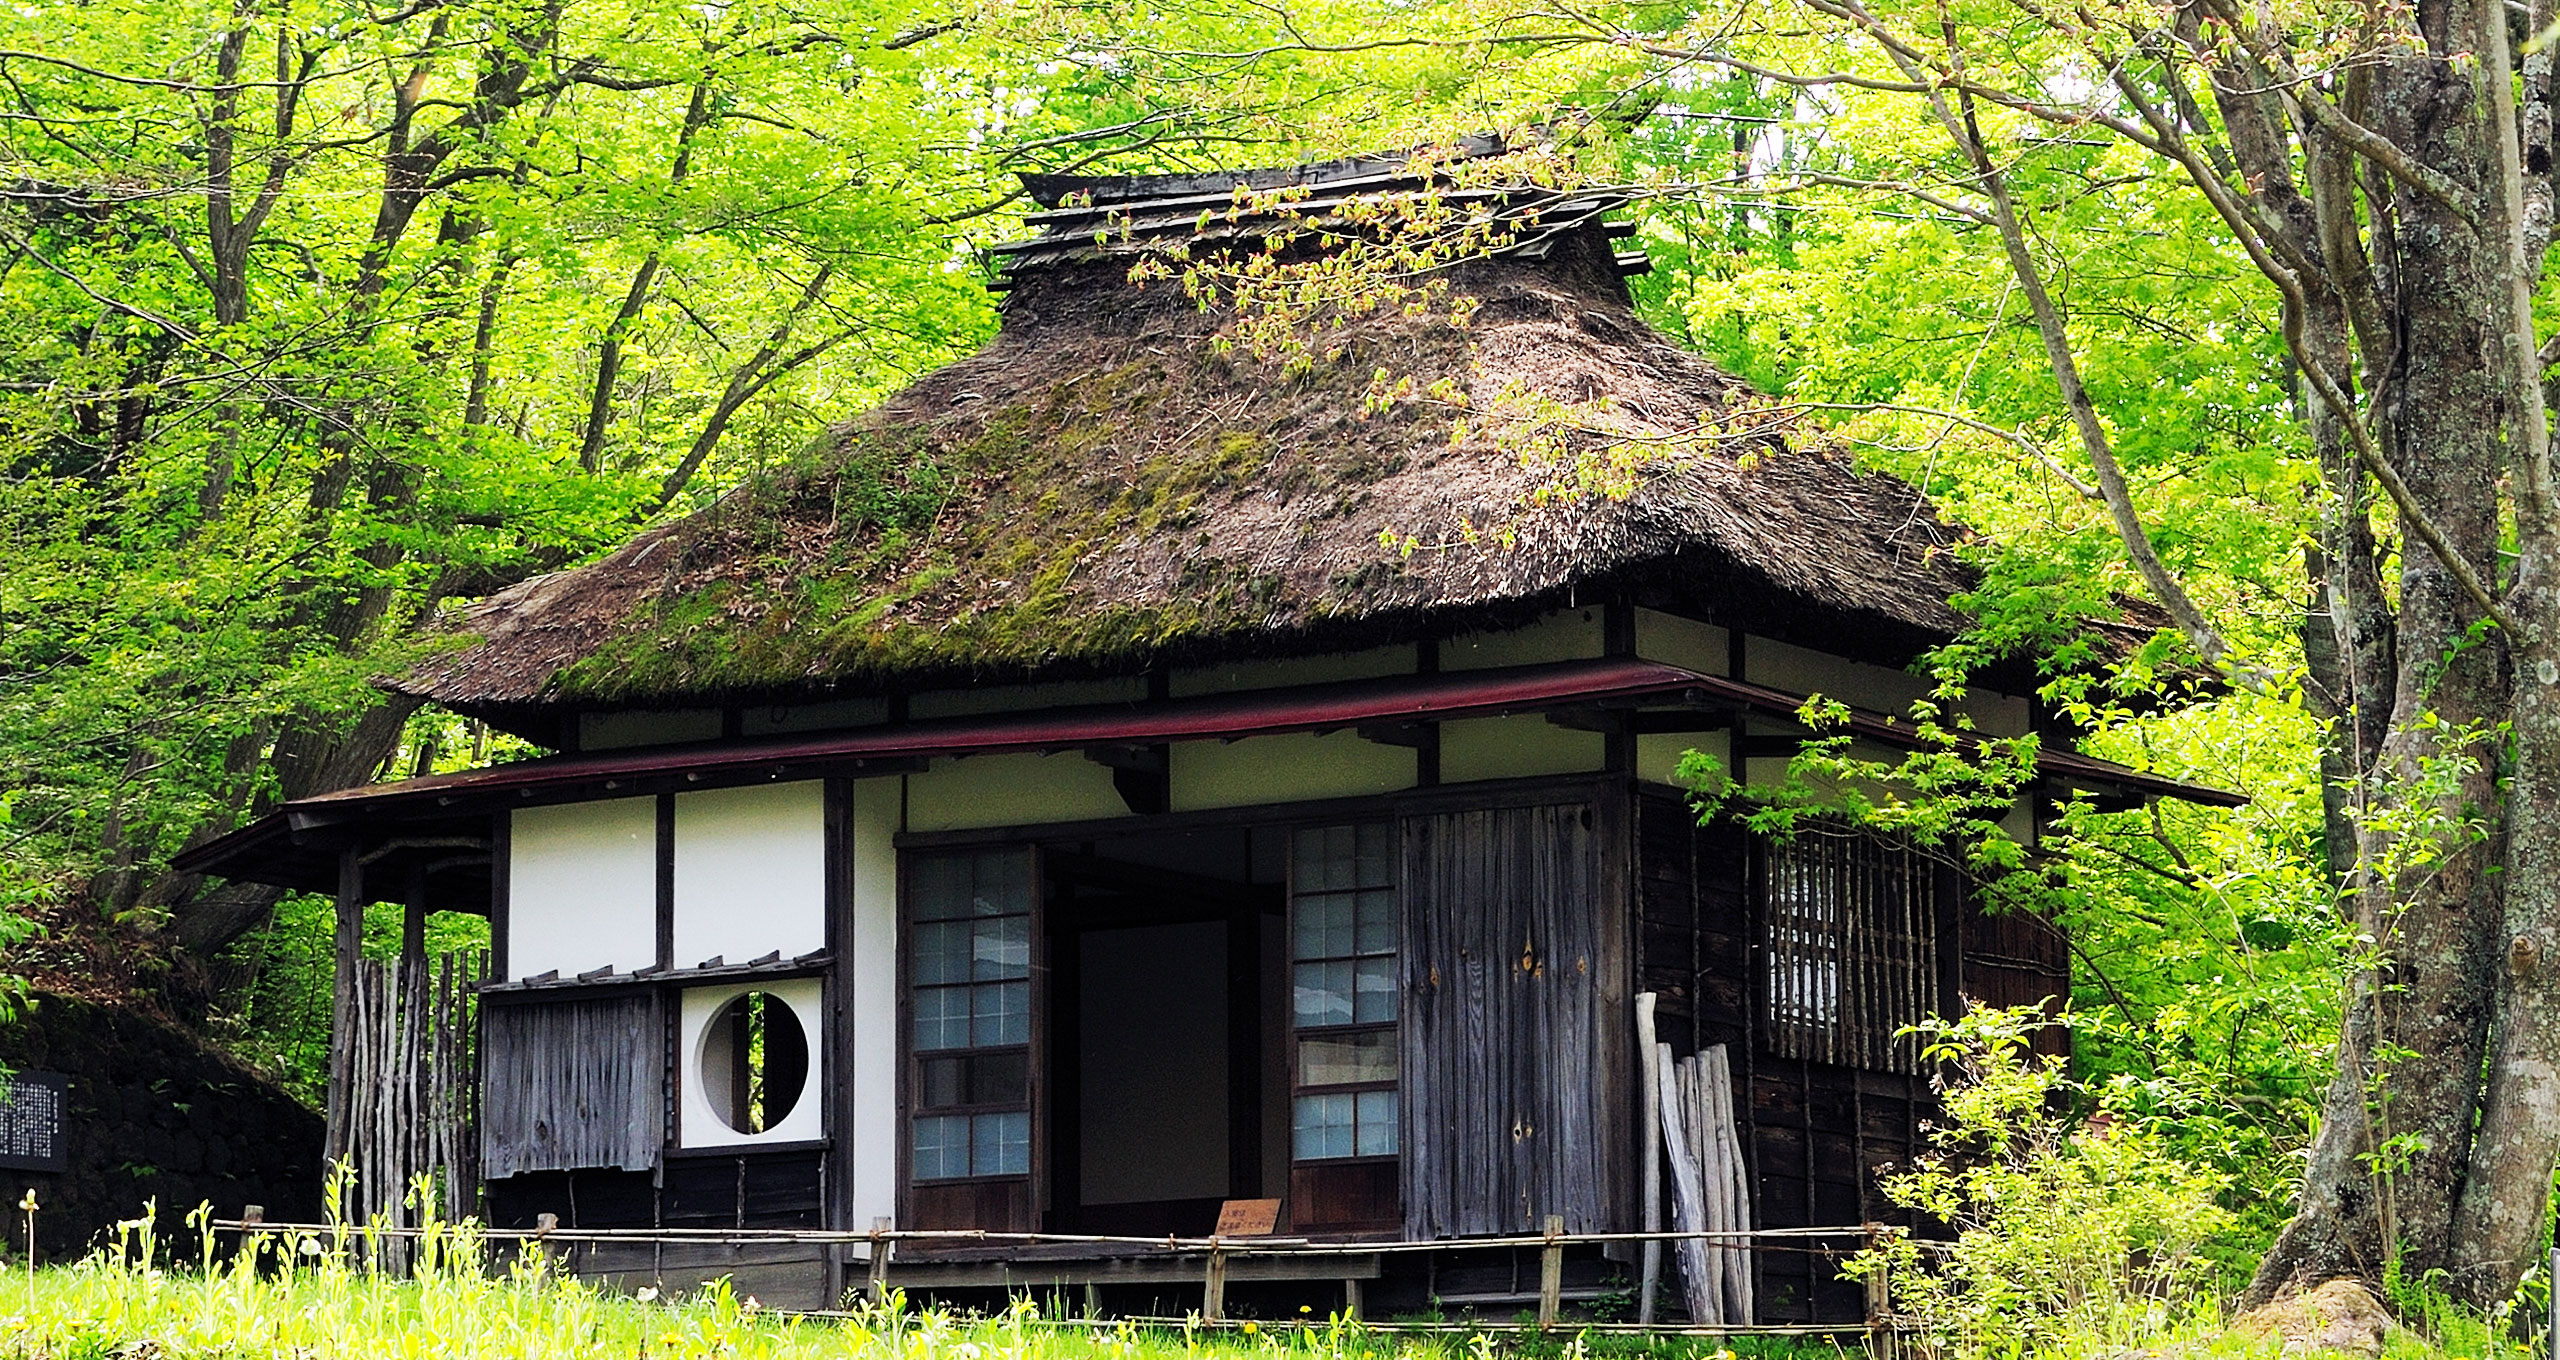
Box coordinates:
[1342,1277,1362,1321]
[868,1216,893,1304]
[325,848,364,1186]
[1537,1213,1565,1330]
[1203,1244,1228,1322]
[1635,992,1662,1325]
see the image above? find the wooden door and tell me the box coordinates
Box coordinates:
[1399,801,1628,1238]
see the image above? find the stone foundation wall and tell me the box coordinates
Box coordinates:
[0,992,322,1262]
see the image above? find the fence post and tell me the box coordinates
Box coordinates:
[1538,1214,1565,1331]
[1866,1224,1896,1360]
[869,1217,893,1304]
[1204,1244,1229,1322]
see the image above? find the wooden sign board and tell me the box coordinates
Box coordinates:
[0,1072,67,1174]
[1213,1198,1282,1238]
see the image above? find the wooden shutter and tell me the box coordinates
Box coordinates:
[1400,801,1627,1237]
[481,993,665,1179]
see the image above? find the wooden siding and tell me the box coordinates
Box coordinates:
[1399,801,1628,1238]
[1632,793,1911,1324]
[481,993,665,1179]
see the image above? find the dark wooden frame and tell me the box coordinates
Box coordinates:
[1281,819,1403,1237]
[896,843,1043,1234]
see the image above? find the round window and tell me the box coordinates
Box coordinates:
[700,990,810,1136]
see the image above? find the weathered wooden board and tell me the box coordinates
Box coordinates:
[1400,801,1625,1238]
[481,992,664,1178]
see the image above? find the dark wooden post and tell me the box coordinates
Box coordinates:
[325,848,363,1180]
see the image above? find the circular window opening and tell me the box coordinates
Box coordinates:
[701,991,810,1136]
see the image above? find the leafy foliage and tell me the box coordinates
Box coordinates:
[1850,1006,2238,1357]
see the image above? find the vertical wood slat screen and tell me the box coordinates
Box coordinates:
[1760,831,1941,1074]
[1401,802,1621,1238]
[481,991,665,1179]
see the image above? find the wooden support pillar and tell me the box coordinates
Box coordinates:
[1203,1245,1229,1322]
[324,848,363,1178]
[1341,1277,1362,1321]
[1537,1214,1565,1330]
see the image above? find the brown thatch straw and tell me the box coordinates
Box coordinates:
[395,189,1991,730]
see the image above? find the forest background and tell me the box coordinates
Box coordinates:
[0,0,2472,1323]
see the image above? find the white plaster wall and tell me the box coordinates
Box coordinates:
[1747,636,1935,716]
[1634,608,1730,676]
[1637,731,1724,788]
[506,797,658,980]
[577,709,722,750]
[672,781,826,969]
[909,676,1147,720]
[739,696,890,737]
[1167,645,1416,697]
[1169,731,1413,811]
[1442,607,1606,670]
[847,777,901,1237]
[677,977,826,1149]
[1439,714,1605,784]
[905,752,1130,832]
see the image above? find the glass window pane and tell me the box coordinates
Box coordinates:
[976,1110,1030,1176]
[1354,889,1395,955]
[974,979,1029,1047]
[973,915,1030,981]
[1293,894,1350,961]
[913,1114,968,1180]
[1293,961,1352,1028]
[912,921,969,985]
[922,1056,966,1109]
[1355,822,1390,887]
[1293,1093,1353,1161]
[911,856,968,921]
[1294,829,1327,895]
[1355,1090,1398,1156]
[1299,1030,1397,1086]
[914,986,970,1051]
[1352,956,1397,1024]
[971,1050,1029,1105]
[975,850,1030,916]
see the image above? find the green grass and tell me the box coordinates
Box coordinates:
[0,1208,1837,1360]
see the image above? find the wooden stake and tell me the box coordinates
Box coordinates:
[868,1217,893,1304]
[1204,1245,1229,1322]
[1537,1214,1564,1330]
[1342,1277,1362,1321]
[1635,993,1662,1325]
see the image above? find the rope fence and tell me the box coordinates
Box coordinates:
[210,1214,1910,1340]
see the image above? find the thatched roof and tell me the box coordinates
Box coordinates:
[397,162,1993,737]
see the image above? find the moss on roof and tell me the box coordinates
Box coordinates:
[395,221,1980,724]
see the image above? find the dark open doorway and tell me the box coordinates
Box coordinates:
[1043,829,1286,1236]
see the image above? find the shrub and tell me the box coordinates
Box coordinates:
[1849,1005,2235,1359]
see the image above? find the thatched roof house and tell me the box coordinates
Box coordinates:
[177,148,2230,1328]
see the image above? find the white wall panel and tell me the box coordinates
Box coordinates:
[1169,731,1413,811]
[1442,608,1604,670]
[1634,608,1729,675]
[905,752,1130,832]
[677,977,825,1149]
[1167,645,1415,697]
[577,709,722,750]
[909,676,1146,719]
[673,781,825,969]
[1439,714,1605,784]
[847,777,901,1236]
[507,798,658,980]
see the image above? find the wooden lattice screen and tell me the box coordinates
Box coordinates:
[328,950,485,1235]
[1760,832,1942,1074]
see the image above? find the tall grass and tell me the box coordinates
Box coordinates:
[0,1201,1804,1360]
